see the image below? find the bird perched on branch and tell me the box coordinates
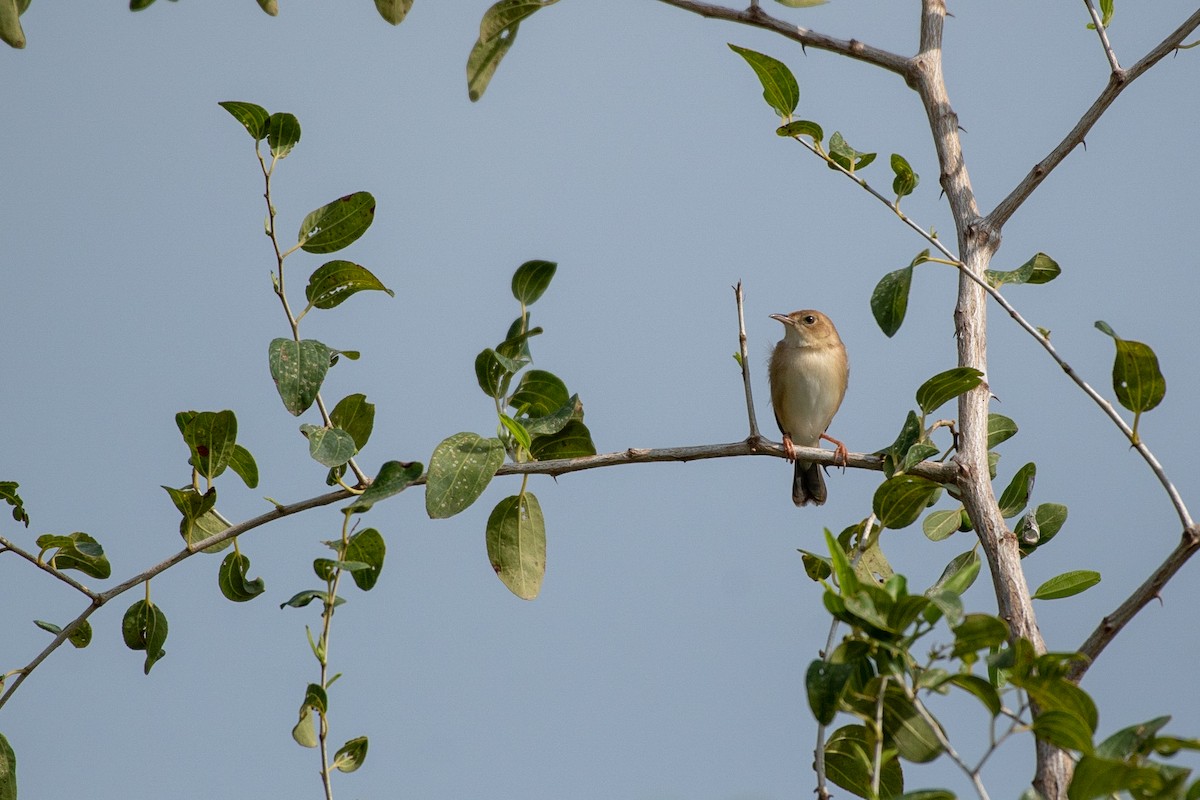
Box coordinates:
[768,310,849,506]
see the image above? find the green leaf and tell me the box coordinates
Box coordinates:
[304,261,394,310]
[952,614,1009,658]
[899,442,940,475]
[218,551,265,602]
[520,394,582,436]
[266,112,301,159]
[0,0,25,49]
[293,684,327,747]
[183,409,238,481]
[530,419,597,460]
[891,153,919,199]
[1097,717,1172,759]
[985,252,1061,288]
[925,549,980,598]
[1033,570,1100,600]
[1069,755,1166,800]
[121,599,168,675]
[915,367,984,416]
[1023,677,1099,734]
[298,192,376,254]
[1020,503,1069,555]
[922,509,961,542]
[475,348,515,399]
[510,369,569,416]
[987,413,1018,449]
[374,0,413,24]
[499,413,533,453]
[163,485,231,553]
[1096,321,1167,421]
[426,433,505,519]
[280,590,345,610]
[345,528,386,591]
[227,445,259,489]
[892,792,955,800]
[728,43,799,118]
[823,528,858,595]
[873,475,941,530]
[997,462,1036,518]
[486,493,546,600]
[35,532,111,579]
[776,119,824,144]
[799,550,832,581]
[879,410,922,477]
[292,703,318,748]
[333,736,369,773]
[467,0,561,101]
[877,682,944,763]
[1033,710,1095,754]
[33,619,93,648]
[467,22,518,102]
[828,131,876,172]
[511,259,557,305]
[345,460,424,514]
[0,481,29,526]
[330,394,376,452]
[218,101,269,140]
[806,660,854,725]
[0,731,15,800]
[871,261,917,338]
[824,725,904,799]
[268,338,331,416]
[1086,0,1114,29]
[302,425,358,468]
[945,673,1001,717]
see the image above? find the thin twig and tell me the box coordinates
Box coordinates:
[1082,0,1121,73]
[732,281,761,439]
[0,537,101,601]
[910,692,991,800]
[988,7,1200,229]
[653,0,911,76]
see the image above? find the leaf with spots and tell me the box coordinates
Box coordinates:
[426,433,505,519]
[486,493,546,600]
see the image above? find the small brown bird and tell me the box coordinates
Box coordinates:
[768,310,849,506]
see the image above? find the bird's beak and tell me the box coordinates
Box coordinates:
[769,313,791,325]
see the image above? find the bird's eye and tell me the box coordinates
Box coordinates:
[803,315,816,325]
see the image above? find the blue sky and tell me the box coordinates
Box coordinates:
[3,2,1199,798]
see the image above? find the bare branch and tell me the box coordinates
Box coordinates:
[653,0,911,76]
[988,7,1200,229]
[0,537,102,601]
[1070,523,1200,681]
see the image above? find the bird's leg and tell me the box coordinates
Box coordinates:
[782,433,797,462]
[821,432,848,470]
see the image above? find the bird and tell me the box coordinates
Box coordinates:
[768,310,849,506]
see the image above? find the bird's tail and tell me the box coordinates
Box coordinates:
[792,461,827,507]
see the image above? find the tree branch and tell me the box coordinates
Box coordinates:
[733,281,763,439]
[1082,0,1121,73]
[653,0,911,76]
[0,537,102,601]
[0,441,956,712]
[987,7,1200,229]
[1069,522,1200,681]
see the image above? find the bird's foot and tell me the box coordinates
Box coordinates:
[821,432,849,471]
[782,434,797,463]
